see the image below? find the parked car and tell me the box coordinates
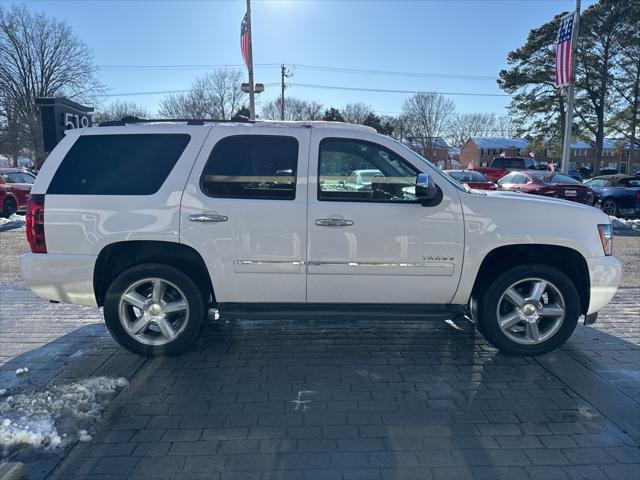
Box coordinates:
[0,168,35,217]
[497,171,594,206]
[444,170,496,190]
[474,157,544,182]
[584,174,640,217]
[350,169,383,186]
[21,120,621,357]
[567,169,584,182]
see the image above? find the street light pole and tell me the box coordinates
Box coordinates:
[560,0,581,174]
[246,0,255,120]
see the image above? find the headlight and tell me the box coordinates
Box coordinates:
[597,224,613,256]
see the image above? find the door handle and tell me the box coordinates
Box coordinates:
[315,217,354,227]
[188,213,228,223]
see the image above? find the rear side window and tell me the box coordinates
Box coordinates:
[201,135,299,200]
[47,134,190,195]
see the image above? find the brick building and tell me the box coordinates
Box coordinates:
[568,138,640,174]
[459,137,534,168]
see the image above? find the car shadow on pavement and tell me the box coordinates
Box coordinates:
[21,310,635,480]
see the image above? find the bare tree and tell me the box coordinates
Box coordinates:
[0,5,102,165]
[402,92,456,159]
[93,100,150,124]
[447,113,498,147]
[158,69,245,120]
[342,103,374,124]
[260,96,324,121]
[494,115,518,138]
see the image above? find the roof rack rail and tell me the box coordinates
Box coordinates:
[98,115,253,127]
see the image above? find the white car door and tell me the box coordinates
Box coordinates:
[180,125,310,304]
[306,128,464,304]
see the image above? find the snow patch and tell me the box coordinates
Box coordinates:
[15,367,29,376]
[610,216,640,231]
[0,214,26,231]
[0,376,128,450]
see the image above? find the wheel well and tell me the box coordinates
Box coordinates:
[471,244,590,314]
[93,241,215,307]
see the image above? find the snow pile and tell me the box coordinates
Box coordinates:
[0,376,128,450]
[610,216,640,231]
[0,214,26,231]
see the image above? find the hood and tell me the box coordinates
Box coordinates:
[483,190,600,212]
[459,189,610,259]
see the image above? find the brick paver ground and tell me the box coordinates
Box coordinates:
[2,285,638,480]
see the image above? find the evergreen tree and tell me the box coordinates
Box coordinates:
[322,108,345,122]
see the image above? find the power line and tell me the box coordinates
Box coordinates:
[103,82,508,98]
[290,64,496,81]
[96,62,497,81]
[288,83,510,97]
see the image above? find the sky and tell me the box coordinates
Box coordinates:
[10,0,597,118]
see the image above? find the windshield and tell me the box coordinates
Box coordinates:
[393,140,467,192]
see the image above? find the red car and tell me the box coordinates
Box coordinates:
[497,170,594,205]
[0,168,36,217]
[445,170,496,190]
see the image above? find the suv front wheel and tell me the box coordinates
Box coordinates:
[104,263,206,356]
[475,264,580,356]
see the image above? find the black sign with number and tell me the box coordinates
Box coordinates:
[35,97,94,152]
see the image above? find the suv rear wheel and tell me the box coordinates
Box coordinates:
[104,263,206,356]
[475,264,580,356]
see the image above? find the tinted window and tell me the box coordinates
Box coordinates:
[512,174,529,184]
[20,172,35,184]
[492,159,505,168]
[499,173,516,184]
[544,174,580,185]
[318,138,418,202]
[48,134,190,195]
[624,179,640,187]
[3,172,24,183]
[201,135,298,200]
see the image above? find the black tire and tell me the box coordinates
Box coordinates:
[601,198,619,217]
[476,264,580,356]
[2,197,16,217]
[104,263,206,356]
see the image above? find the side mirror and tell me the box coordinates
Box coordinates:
[415,173,439,206]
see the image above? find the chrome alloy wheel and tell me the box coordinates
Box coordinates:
[496,278,565,345]
[118,278,189,346]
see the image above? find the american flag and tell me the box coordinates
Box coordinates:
[555,12,575,87]
[240,13,250,67]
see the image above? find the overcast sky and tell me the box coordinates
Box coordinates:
[11,0,596,117]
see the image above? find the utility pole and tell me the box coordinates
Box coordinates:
[280,64,292,121]
[246,0,255,120]
[560,0,581,174]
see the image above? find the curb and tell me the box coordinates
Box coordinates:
[0,463,26,480]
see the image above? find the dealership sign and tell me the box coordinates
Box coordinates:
[35,97,94,152]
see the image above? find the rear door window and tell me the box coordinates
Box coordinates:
[200,135,299,200]
[47,134,190,195]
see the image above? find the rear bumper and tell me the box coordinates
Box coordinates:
[586,256,622,315]
[20,253,98,307]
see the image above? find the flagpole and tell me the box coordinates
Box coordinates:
[560,0,580,174]
[246,0,255,120]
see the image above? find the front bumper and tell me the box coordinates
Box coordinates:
[21,253,98,307]
[586,255,622,315]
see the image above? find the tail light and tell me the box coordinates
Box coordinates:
[636,191,640,201]
[537,187,557,194]
[26,194,46,253]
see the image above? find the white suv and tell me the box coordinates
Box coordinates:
[21,120,622,356]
